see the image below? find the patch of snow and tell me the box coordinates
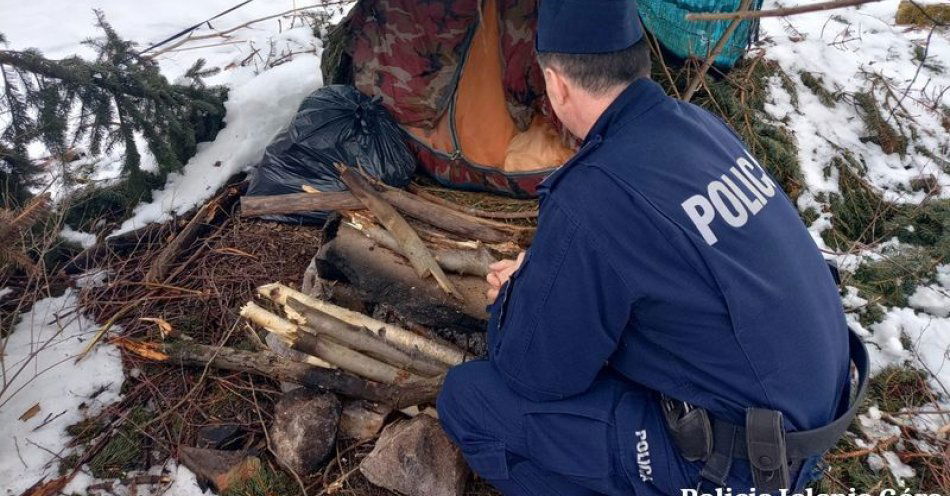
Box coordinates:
[881,450,916,483]
[60,226,98,249]
[0,291,124,495]
[74,269,111,289]
[0,287,13,302]
[60,462,211,496]
[866,307,950,393]
[113,52,323,235]
[760,0,950,201]
[841,286,869,309]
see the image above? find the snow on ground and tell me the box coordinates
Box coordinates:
[60,225,98,249]
[114,51,323,234]
[0,0,343,224]
[759,0,949,205]
[0,291,124,495]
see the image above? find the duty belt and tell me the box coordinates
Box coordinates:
[662,328,869,491]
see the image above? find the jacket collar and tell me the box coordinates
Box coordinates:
[583,77,668,144]
[540,78,668,193]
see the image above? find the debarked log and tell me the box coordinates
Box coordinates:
[114,338,441,408]
[257,283,468,367]
[285,297,448,377]
[317,225,491,332]
[241,302,437,386]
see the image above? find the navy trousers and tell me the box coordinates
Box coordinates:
[437,360,718,495]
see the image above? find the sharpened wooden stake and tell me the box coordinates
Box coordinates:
[285,297,447,377]
[241,302,435,386]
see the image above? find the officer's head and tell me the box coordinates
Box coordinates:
[535,0,651,139]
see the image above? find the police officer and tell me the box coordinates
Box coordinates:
[437,0,866,494]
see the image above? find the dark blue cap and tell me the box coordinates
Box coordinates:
[536,0,644,54]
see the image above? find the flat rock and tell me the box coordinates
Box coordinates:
[178,446,260,492]
[360,415,469,496]
[339,400,391,440]
[269,388,342,475]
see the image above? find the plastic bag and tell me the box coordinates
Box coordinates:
[245,85,416,223]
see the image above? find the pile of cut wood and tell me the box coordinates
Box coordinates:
[240,165,535,332]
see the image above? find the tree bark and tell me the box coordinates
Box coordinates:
[317,225,490,332]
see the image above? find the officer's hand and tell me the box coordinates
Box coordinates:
[486,251,525,301]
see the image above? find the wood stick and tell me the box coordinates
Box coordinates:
[338,165,461,299]
[347,219,496,277]
[239,191,364,216]
[685,0,881,21]
[377,185,535,245]
[241,302,432,386]
[239,302,333,368]
[145,184,240,284]
[240,191,531,245]
[682,0,755,102]
[285,297,447,377]
[113,338,441,408]
[257,283,467,366]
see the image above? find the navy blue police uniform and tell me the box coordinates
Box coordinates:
[437,1,855,494]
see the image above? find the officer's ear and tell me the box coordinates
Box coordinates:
[542,66,570,108]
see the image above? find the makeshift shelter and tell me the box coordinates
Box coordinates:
[322,0,759,197]
[322,0,574,197]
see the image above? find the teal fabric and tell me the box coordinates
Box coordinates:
[639,0,763,68]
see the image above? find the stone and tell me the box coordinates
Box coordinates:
[360,415,469,496]
[338,400,391,440]
[269,388,342,475]
[178,446,261,492]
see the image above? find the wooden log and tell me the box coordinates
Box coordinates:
[316,225,490,332]
[114,337,441,408]
[338,165,460,299]
[347,220,497,277]
[241,302,434,386]
[239,302,333,368]
[240,191,532,245]
[258,283,468,367]
[285,297,447,377]
[239,191,364,216]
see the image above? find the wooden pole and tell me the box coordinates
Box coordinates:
[686,0,882,21]
[114,337,441,408]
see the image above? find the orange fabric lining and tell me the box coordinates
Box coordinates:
[406,0,573,172]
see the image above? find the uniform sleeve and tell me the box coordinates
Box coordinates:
[487,196,636,401]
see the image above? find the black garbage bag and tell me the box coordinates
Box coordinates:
[245,85,416,223]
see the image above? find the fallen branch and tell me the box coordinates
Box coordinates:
[338,165,461,299]
[240,191,530,245]
[238,301,332,368]
[347,218,496,277]
[285,297,447,377]
[685,0,882,21]
[113,337,441,408]
[145,183,242,284]
[257,283,468,366]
